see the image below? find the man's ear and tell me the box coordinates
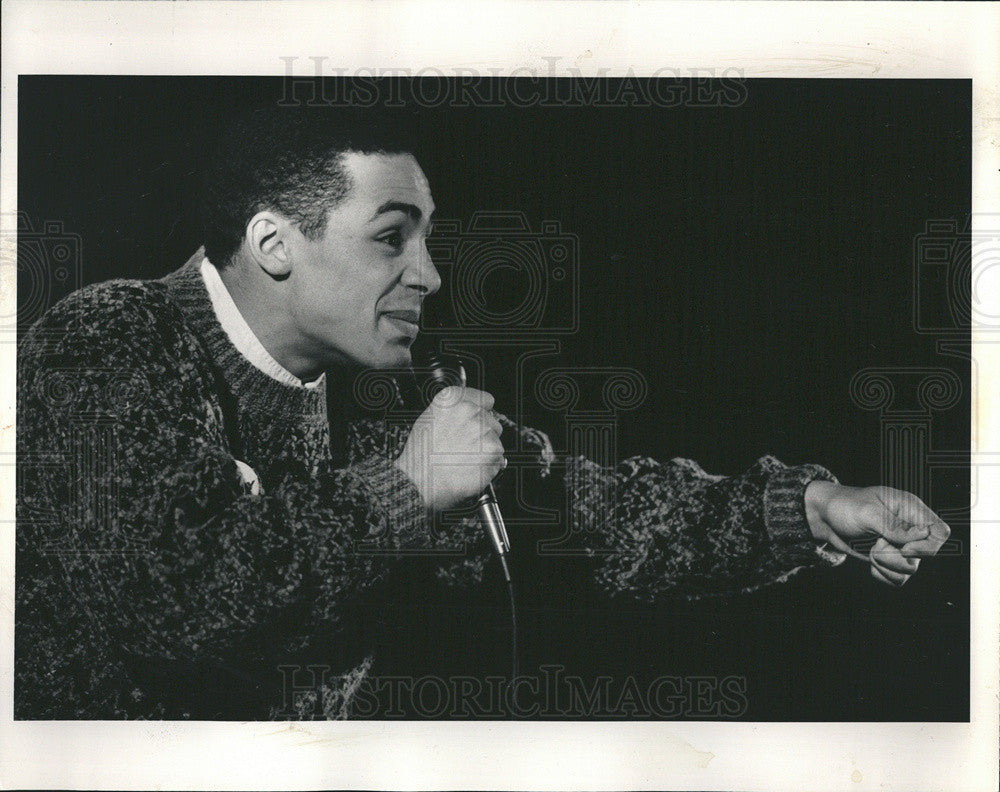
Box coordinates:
[245,211,292,278]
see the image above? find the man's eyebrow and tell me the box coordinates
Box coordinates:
[370,201,428,223]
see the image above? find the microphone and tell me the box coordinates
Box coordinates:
[423,353,512,581]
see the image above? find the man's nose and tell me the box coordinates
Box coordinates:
[402,242,442,296]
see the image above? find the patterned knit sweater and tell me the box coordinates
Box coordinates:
[15,252,842,720]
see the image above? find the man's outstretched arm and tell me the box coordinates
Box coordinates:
[562,451,949,600]
[488,413,949,600]
[561,453,845,600]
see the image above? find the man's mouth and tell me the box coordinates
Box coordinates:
[380,309,421,338]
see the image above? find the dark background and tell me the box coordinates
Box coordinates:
[18,76,970,720]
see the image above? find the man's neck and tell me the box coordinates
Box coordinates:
[216,258,326,383]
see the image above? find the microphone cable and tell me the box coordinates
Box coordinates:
[499,554,518,683]
[419,353,520,685]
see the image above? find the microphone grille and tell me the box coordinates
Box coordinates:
[421,352,466,401]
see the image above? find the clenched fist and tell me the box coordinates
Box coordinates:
[394,386,506,513]
[805,481,951,586]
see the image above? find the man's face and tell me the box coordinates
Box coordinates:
[284,151,441,370]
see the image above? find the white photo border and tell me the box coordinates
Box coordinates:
[1,2,997,790]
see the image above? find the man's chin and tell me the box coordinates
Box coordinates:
[333,342,412,372]
[372,344,413,370]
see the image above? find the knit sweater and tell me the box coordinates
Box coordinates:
[15,251,843,720]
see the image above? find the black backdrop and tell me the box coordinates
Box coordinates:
[18,76,970,720]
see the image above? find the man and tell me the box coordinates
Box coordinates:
[15,105,950,720]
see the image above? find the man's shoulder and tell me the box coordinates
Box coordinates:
[38,275,175,323]
[19,275,190,361]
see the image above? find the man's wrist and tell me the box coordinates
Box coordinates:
[392,455,429,512]
[804,479,839,543]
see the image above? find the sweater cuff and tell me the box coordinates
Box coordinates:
[764,463,848,568]
[349,456,427,549]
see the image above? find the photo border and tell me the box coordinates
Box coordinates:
[1,2,997,790]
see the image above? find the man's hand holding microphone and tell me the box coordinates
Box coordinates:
[393,385,506,514]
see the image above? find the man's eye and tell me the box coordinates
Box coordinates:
[377,230,404,250]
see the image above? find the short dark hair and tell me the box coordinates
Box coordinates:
[201,104,415,267]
